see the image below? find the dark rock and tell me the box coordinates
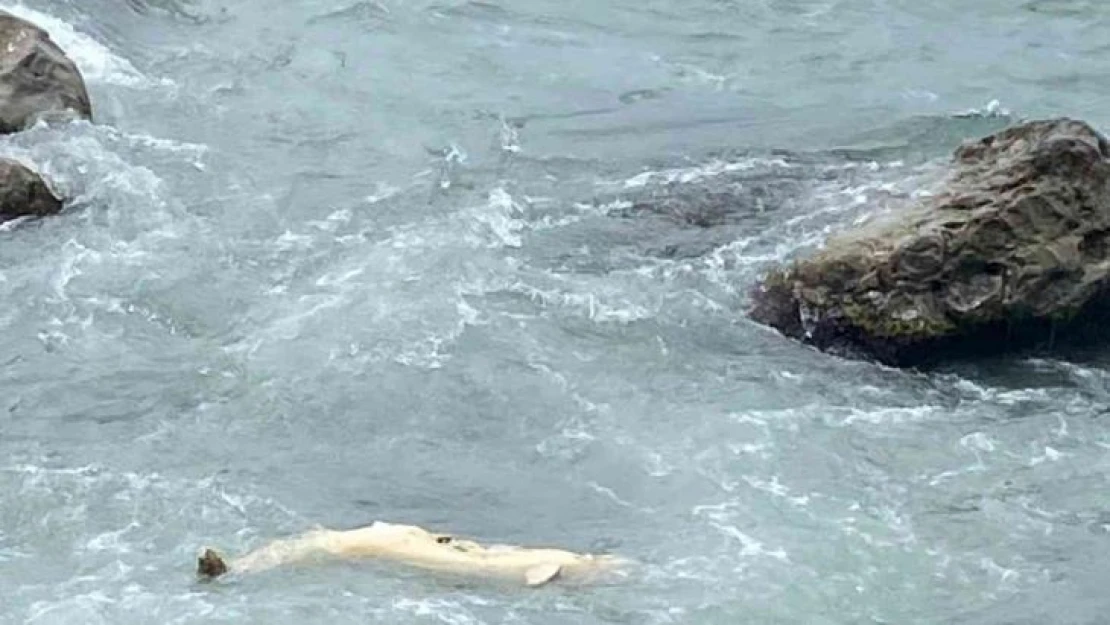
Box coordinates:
[749,118,1110,366]
[0,159,62,222]
[0,11,91,133]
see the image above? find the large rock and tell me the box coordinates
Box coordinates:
[0,11,91,133]
[749,118,1110,366]
[0,158,62,222]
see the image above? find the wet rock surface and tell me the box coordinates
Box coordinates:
[749,118,1110,366]
[0,158,62,222]
[0,10,91,133]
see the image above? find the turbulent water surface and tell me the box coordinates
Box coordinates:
[3,1,1110,623]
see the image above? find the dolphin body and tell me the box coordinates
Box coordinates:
[197,521,627,587]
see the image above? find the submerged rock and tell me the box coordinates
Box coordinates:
[749,118,1110,366]
[0,159,62,222]
[0,11,91,133]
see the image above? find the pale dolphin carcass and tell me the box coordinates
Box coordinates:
[197,521,629,587]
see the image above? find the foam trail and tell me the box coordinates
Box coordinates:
[0,3,170,88]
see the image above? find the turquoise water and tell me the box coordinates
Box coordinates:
[2,1,1110,623]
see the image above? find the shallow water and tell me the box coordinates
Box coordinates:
[3,1,1110,623]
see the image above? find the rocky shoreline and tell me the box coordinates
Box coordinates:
[4,7,1109,369]
[0,11,92,224]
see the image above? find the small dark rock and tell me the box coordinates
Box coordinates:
[0,159,62,222]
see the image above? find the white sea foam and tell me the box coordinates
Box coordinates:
[586,481,635,507]
[97,125,208,161]
[391,598,484,625]
[835,404,941,426]
[620,157,792,190]
[1,3,171,88]
[477,187,525,248]
[506,278,654,324]
[954,99,1012,119]
[238,187,542,371]
[691,500,789,561]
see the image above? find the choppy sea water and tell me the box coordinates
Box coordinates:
[2,1,1110,623]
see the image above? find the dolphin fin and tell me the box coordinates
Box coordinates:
[525,563,561,587]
